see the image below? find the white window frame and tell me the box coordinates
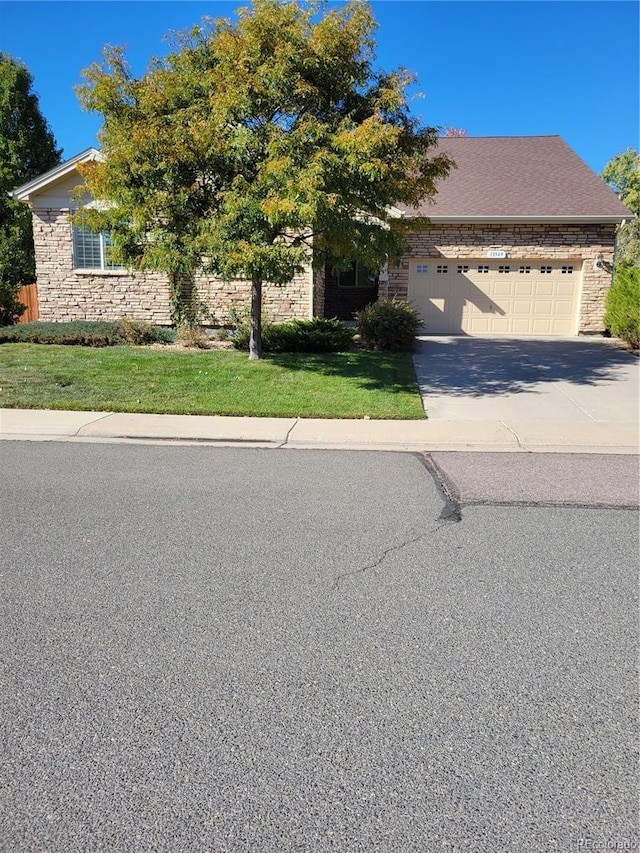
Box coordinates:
[72,224,124,272]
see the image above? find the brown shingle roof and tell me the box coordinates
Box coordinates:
[400,135,632,220]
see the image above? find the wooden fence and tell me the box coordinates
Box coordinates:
[17,283,39,323]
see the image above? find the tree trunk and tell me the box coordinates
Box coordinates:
[249,275,263,360]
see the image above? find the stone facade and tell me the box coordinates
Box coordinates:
[32,209,312,325]
[33,209,171,324]
[31,209,615,333]
[378,223,617,333]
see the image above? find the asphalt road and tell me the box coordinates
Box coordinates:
[1,442,638,852]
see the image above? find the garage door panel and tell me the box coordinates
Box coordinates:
[534,281,554,296]
[554,301,574,316]
[468,317,491,333]
[557,282,575,297]
[531,318,553,333]
[515,282,534,296]
[553,319,574,334]
[533,300,553,315]
[409,259,580,337]
[494,281,512,296]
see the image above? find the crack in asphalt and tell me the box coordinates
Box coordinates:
[419,452,463,521]
[333,454,462,589]
[332,515,458,590]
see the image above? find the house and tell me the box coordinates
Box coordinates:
[11,135,632,336]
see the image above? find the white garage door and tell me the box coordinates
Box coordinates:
[408,260,581,335]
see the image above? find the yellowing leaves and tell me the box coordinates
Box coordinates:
[75,0,452,295]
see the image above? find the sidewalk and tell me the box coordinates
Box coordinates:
[1,408,638,453]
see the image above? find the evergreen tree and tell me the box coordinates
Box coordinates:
[0,53,61,323]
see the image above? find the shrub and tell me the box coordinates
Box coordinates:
[119,316,174,345]
[233,317,354,353]
[0,320,124,346]
[0,283,26,326]
[356,298,422,351]
[603,266,640,350]
[0,319,175,347]
[176,323,209,348]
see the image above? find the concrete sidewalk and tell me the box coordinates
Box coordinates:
[1,408,638,453]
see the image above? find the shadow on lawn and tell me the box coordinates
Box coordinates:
[267,351,419,395]
[413,337,637,398]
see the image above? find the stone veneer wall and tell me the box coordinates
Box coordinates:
[379,223,617,333]
[312,266,326,318]
[32,209,312,325]
[33,209,170,323]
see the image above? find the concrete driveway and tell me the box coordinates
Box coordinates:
[414,336,640,423]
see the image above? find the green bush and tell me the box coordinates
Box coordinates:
[356,298,422,351]
[0,283,26,326]
[603,266,640,350]
[0,319,175,347]
[233,317,354,353]
[120,316,174,345]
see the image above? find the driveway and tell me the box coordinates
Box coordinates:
[413,335,640,423]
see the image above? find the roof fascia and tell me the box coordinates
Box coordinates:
[10,148,102,202]
[412,215,629,224]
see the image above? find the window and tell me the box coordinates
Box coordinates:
[477,265,489,273]
[498,265,511,274]
[519,265,531,274]
[415,264,428,274]
[561,265,574,274]
[540,265,552,274]
[336,262,377,288]
[436,264,448,274]
[457,265,469,274]
[72,225,124,271]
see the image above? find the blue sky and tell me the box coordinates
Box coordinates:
[1,1,638,176]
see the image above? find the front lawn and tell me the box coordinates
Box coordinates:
[0,344,424,419]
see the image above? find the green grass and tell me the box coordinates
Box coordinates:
[0,343,424,419]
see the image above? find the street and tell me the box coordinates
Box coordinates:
[1,441,638,852]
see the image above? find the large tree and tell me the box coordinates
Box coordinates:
[75,0,452,358]
[0,53,61,323]
[601,147,639,269]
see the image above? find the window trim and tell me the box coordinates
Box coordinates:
[72,224,125,272]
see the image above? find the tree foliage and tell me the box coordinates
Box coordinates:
[75,0,452,357]
[601,147,639,215]
[0,53,61,323]
[601,148,639,271]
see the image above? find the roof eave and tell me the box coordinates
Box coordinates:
[409,214,629,224]
[10,147,102,203]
